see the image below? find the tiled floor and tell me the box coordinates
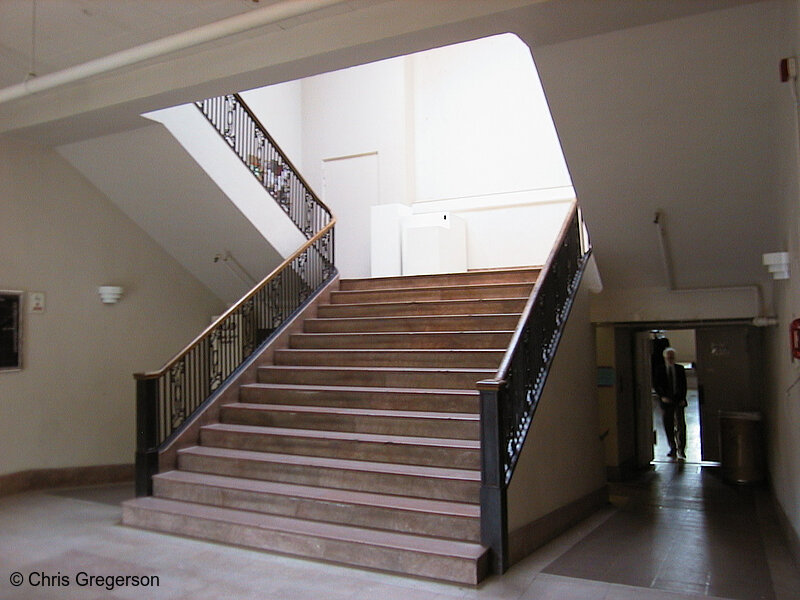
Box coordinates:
[0,463,797,600]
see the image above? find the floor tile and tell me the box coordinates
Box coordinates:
[0,470,796,600]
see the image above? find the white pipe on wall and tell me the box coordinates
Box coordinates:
[0,0,347,104]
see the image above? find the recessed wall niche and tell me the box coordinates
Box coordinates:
[0,291,23,371]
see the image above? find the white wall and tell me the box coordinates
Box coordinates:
[246,34,574,277]
[412,34,571,203]
[240,80,305,172]
[0,137,224,475]
[301,57,413,208]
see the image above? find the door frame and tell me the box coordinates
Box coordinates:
[607,318,760,473]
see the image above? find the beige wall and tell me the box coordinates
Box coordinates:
[507,279,606,531]
[595,325,619,467]
[764,0,800,555]
[0,136,224,476]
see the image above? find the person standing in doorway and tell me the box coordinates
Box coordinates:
[653,346,687,460]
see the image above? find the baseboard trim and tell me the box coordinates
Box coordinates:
[773,493,800,568]
[508,486,609,566]
[0,464,134,497]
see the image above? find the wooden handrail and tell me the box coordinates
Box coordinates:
[134,218,336,380]
[490,200,578,382]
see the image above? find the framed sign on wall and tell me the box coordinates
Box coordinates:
[0,291,23,371]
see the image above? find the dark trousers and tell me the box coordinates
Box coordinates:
[661,404,686,453]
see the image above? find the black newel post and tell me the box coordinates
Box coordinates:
[478,379,509,574]
[135,377,159,497]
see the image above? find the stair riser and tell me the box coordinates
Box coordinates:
[178,452,480,502]
[303,314,521,333]
[328,284,533,304]
[220,406,480,440]
[257,367,489,390]
[153,478,480,542]
[317,298,527,318]
[289,331,512,350]
[200,428,480,469]
[122,505,484,584]
[339,270,539,290]
[241,386,479,412]
[273,349,505,368]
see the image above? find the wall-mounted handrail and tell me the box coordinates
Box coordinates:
[477,201,591,574]
[196,93,331,239]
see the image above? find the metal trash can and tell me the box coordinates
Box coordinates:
[719,411,765,484]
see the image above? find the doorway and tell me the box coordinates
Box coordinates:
[628,323,763,468]
[645,329,703,463]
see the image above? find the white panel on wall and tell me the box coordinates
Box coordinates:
[323,153,380,278]
[402,212,467,276]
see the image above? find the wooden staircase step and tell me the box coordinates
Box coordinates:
[289,330,514,350]
[122,497,487,584]
[177,446,480,502]
[200,423,480,468]
[316,297,528,318]
[273,348,506,368]
[257,365,494,389]
[220,402,479,439]
[240,383,479,412]
[303,313,521,333]
[151,470,480,541]
[328,282,533,304]
[338,267,540,291]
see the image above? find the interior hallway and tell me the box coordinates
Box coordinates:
[0,463,797,600]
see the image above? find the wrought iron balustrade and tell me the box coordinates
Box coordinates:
[135,221,335,496]
[196,93,331,239]
[478,202,591,574]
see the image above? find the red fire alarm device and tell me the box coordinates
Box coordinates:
[791,318,800,359]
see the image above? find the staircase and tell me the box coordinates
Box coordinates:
[122,267,539,585]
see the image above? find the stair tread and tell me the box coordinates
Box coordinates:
[339,267,540,287]
[323,297,528,309]
[203,422,480,449]
[292,330,515,337]
[331,282,532,294]
[125,496,485,558]
[179,445,480,480]
[276,348,505,353]
[307,313,521,322]
[154,470,480,516]
[224,402,478,421]
[258,365,495,374]
[242,382,479,395]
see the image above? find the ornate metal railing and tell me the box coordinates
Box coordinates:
[135,221,335,496]
[196,93,331,239]
[478,202,591,573]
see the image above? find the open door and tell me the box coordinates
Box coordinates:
[634,331,655,467]
[694,326,761,462]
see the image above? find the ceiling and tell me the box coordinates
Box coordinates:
[0,0,267,90]
[0,0,787,320]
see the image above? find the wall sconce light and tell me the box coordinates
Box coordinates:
[762,252,790,280]
[98,286,124,304]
